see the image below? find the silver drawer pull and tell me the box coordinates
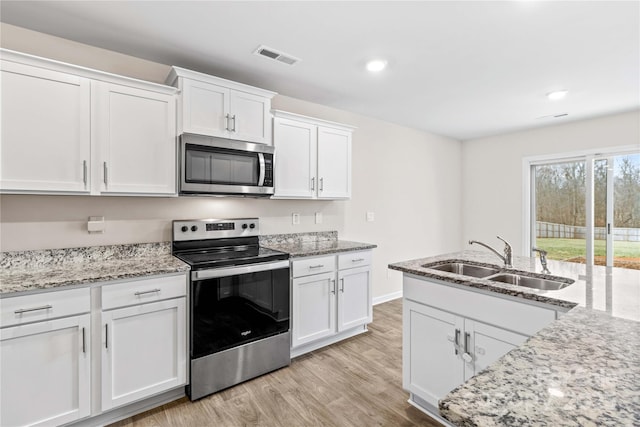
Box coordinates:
[309,264,324,269]
[134,288,161,296]
[351,258,365,262]
[14,304,53,314]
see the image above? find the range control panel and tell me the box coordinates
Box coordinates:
[172,218,259,241]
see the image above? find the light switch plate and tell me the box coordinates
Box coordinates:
[88,216,105,234]
[366,212,375,222]
[292,213,301,225]
[315,212,323,224]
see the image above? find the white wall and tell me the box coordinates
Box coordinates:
[0,23,463,300]
[462,110,640,256]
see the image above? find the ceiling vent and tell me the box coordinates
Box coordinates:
[253,45,301,66]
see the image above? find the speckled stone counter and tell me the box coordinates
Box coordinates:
[389,250,640,426]
[0,242,189,295]
[260,231,377,257]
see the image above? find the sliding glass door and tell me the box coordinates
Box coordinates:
[531,152,639,270]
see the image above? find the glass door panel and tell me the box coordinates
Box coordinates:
[533,160,587,263]
[612,153,640,270]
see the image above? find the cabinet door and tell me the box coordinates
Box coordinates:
[95,82,176,195]
[292,272,336,348]
[317,126,351,199]
[102,298,186,411]
[1,61,91,193]
[0,314,90,427]
[463,319,528,381]
[230,90,271,144]
[337,266,372,331]
[273,117,317,198]
[403,300,464,407]
[181,79,230,137]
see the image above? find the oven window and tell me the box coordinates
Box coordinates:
[185,145,259,185]
[191,267,289,358]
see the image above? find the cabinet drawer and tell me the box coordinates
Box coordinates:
[404,276,556,337]
[338,251,371,270]
[292,255,336,278]
[102,274,186,311]
[1,287,90,328]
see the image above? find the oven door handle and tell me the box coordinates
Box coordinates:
[191,260,289,281]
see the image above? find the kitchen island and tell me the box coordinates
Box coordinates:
[389,250,640,426]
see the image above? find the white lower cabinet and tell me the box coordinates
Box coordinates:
[403,275,557,411]
[0,289,91,427]
[101,299,186,411]
[0,273,187,426]
[101,275,187,411]
[403,300,527,406]
[291,250,373,356]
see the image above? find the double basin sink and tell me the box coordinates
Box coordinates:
[423,261,574,291]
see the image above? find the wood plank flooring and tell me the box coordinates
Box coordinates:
[109,299,441,427]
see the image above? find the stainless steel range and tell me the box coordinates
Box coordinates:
[172,218,290,400]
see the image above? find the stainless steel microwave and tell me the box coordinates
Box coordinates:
[179,133,274,197]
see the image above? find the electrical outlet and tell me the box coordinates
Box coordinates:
[315,212,323,224]
[292,213,301,225]
[366,212,375,222]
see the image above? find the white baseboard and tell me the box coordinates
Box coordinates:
[373,291,402,305]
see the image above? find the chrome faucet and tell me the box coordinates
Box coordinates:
[469,236,513,268]
[532,247,551,274]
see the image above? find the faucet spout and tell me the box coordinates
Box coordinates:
[469,236,513,268]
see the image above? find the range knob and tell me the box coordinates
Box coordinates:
[249,223,256,229]
[181,226,188,232]
[191,225,198,232]
[242,223,248,229]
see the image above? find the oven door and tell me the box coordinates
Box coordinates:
[180,133,274,196]
[190,260,290,359]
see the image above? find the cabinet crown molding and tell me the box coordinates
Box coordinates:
[0,48,177,95]
[272,109,356,132]
[166,66,276,98]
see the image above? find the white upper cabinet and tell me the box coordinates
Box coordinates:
[317,126,352,199]
[272,117,317,198]
[94,82,176,195]
[1,60,91,193]
[272,110,355,200]
[166,67,275,145]
[0,49,178,196]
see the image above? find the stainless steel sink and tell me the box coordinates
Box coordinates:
[424,262,500,278]
[488,273,574,291]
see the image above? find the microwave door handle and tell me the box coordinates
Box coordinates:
[258,153,266,186]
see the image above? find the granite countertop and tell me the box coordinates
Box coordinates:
[0,243,189,296]
[260,231,377,258]
[389,250,640,426]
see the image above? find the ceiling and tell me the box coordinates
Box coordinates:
[1,1,638,141]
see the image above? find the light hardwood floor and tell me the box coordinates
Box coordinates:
[110,299,441,427]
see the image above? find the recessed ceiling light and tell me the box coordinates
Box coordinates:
[547,90,568,100]
[366,59,387,72]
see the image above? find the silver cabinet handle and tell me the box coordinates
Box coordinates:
[463,332,473,363]
[134,288,161,296]
[105,324,109,349]
[225,114,231,131]
[309,264,324,269]
[103,162,108,186]
[82,160,88,187]
[82,327,86,353]
[454,328,461,355]
[320,177,324,191]
[231,114,237,132]
[311,177,315,191]
[351,258,365,263]
[14,304,52,314]
[340,278,345,293]
[330,279,336,295]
